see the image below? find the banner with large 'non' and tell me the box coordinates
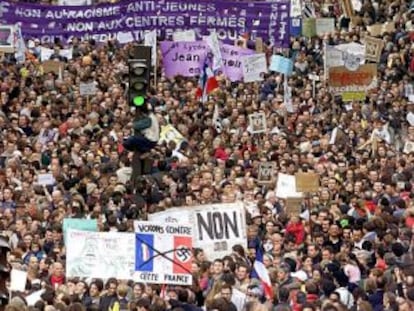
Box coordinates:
[0,0,291,47]
[148,202,247,260]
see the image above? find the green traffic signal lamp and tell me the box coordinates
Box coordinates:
[133,95,145,107]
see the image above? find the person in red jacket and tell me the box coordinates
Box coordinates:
[285,216,305,245]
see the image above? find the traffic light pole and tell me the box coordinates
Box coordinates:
[127,45,153,187]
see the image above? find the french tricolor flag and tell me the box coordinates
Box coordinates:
[196,58,218,102]
[252,243,273,300]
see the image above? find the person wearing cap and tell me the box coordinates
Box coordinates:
[123,101,160,154]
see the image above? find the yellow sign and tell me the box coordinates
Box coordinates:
[342,92,366,102]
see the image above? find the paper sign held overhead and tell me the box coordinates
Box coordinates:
[242,53,267,83]
[80,82,97,96]
[173,30,196,42]
[285,198,303,215]
[302,18,316,37]
[315,18,335,35]
[276,173,303,199]
[269,55,293,76]
[295,172,320,192]
[10,269,27,292]
[37,173,55,186]
[0,25,15,53]
[42,60,63,75]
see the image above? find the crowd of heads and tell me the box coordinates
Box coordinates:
[1,0,414,311]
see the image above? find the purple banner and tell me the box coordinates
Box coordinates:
[161,41,209,78]
[0,0,290,47]
[160,41,254,81]
[220,44,255,82]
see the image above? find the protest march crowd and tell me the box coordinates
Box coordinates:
[1,0,414,310]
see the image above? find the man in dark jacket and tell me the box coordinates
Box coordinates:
[99,278,118,311]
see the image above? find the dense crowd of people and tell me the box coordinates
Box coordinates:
[1,0,414,311]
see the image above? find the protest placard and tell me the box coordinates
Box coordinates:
[367,22,395,37]
[248,112,267,134]
[26,290,45,306]
[295,172,320,192]
[364,36,384,63]
[42,60,63,74]
[291,0,302,17]
[40,46,73,61]
[258,162,276,184]
[37,173,55,186]
[342,92,366,102]
[10,269,27,292]
[63,218,97,243]
[159,124,185,148]
[285,198,303,215]
[0,25,14,53]
[220,44,255,82]
[149,203,246,260]
[242,53,267,83]
[325,43,365,70]
[66,230,135,279]
[79,82,97,96]
[173,30,196,42]
[269,55,293,76]
[117,31,134,44]
[302,18,317,37]
[160,41,209,78]
[316,18,335,35]
[328,64,377,97]
[134,221,193,285]
[276,173,303,199]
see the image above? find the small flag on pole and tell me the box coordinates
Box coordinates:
[196,58,218,103]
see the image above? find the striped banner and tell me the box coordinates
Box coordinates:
[302,2,316,18]
[342,0,354,17]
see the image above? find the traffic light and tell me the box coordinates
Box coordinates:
[128,45,152,107]
[0,236,10,311]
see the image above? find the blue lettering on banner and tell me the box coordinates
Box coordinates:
[135,233,154,272]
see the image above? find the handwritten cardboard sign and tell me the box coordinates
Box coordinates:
[285,197,303,215]
[367,22,395,37]
[295,172,320,192]
[42,60,63,74]
[364,36,384,63]
[80,82,97,96]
